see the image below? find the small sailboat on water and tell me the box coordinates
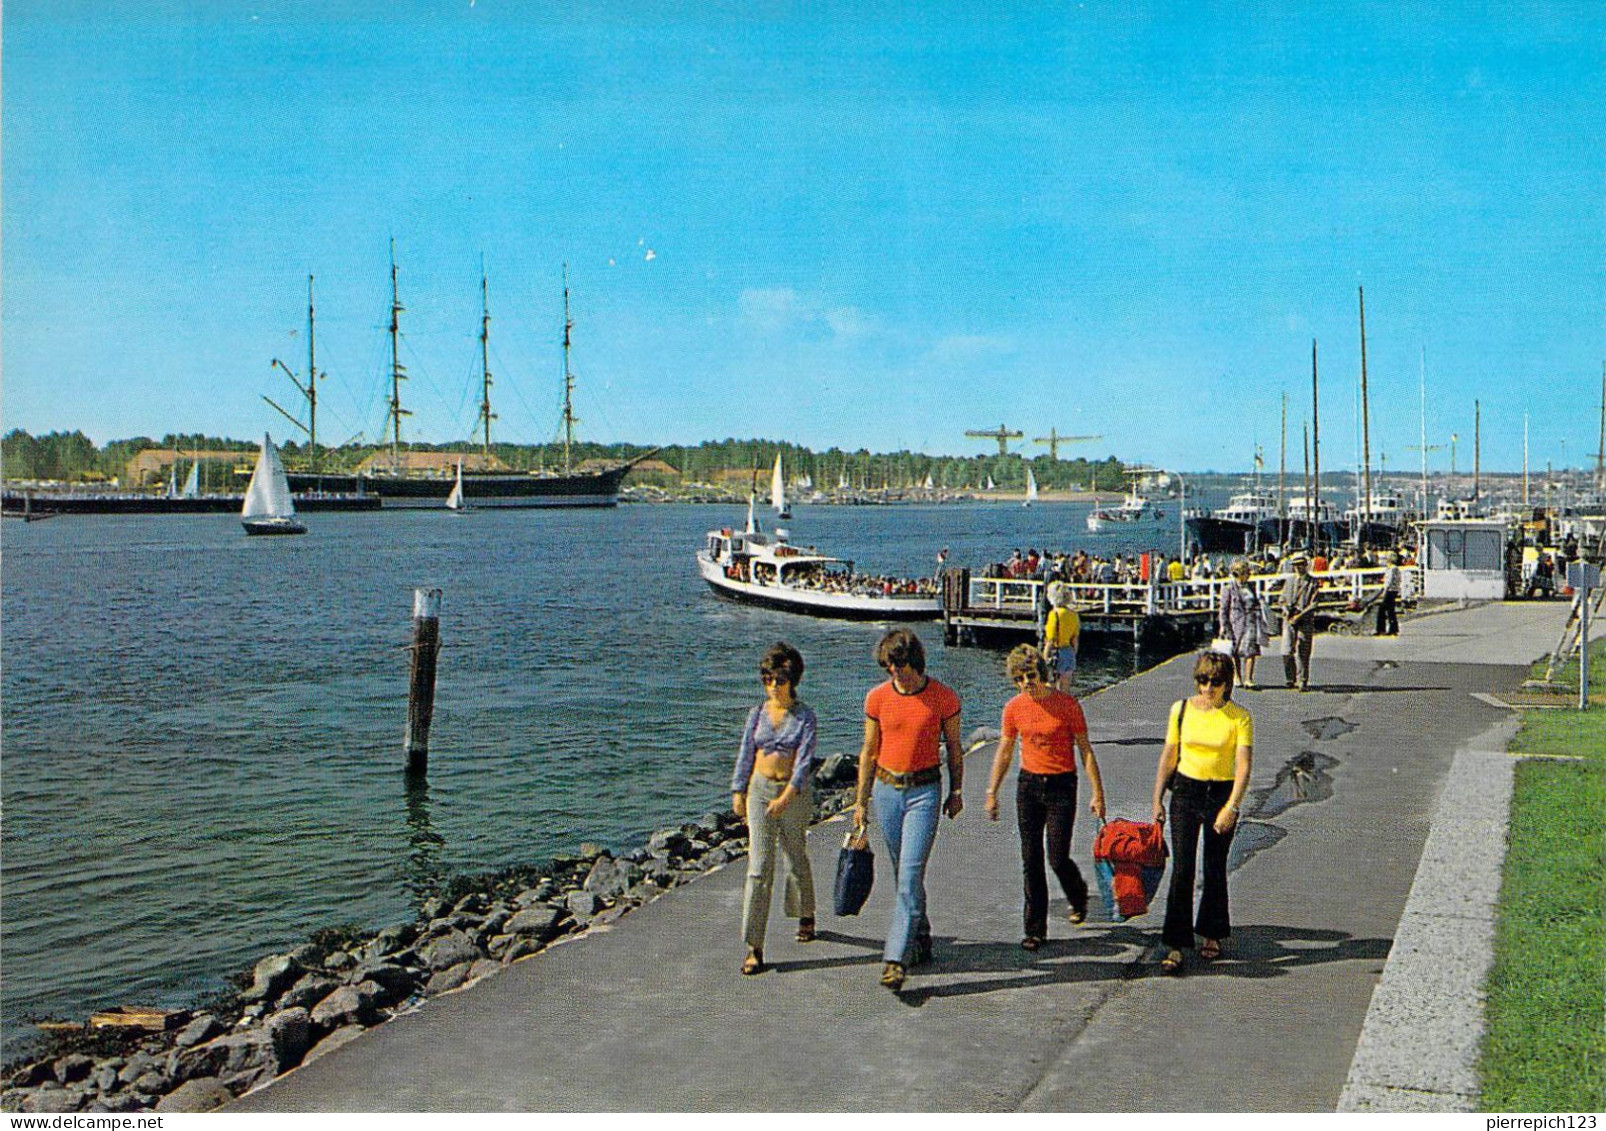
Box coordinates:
[241,434,306,536]
[771,454,791,520]
[1023,467,1039,508]
[180,461,200,500]
[445,461,471,513]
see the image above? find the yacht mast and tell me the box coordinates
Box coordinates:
[386,239,410,472]
[266,274,322,470]
[560,265,579,476]
[1597,362,1605,493]
[1474,399,1481,501]
[477,260,497,462]
[1358,286,1372,532]
[1311,339,1321,550]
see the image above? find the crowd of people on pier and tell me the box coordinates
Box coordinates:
[983,542,1418,587]
[729,628,1256,989]
[786,568,939,598]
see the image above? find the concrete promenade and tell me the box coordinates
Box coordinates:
[236,599,1576,1112]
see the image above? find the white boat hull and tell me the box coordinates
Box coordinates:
[1086,511,1165,532]
[696,555,938,620]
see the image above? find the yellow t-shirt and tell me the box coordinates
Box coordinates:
[1167,560,1185,581]
[1166,699,1253,782]
[1045,607,1080,648]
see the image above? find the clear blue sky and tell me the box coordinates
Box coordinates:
[4,1,1602,474]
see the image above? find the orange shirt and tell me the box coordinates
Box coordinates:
[865,677,961,773]
[1002,690,1087,775]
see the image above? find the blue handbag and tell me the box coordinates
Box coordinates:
[833,830,875,916]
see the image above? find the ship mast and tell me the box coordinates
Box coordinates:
[560,264,580,476]
[1311,338,1322,552]
[386,238,410,472]
[477,259,497,462]
[266,274,322,471]
[1597,362,1605,494]
[1358,286,1372,534]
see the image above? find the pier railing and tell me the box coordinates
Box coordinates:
[947,565,1420,645]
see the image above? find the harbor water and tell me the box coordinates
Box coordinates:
[0,500,1198,1053]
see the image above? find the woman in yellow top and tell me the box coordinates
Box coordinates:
[1040,582,1081,691]
[1150,651,1253,974]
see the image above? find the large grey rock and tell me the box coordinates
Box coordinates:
[52,1055,93,1085]
[503,937,546,963]
[348,961,417,1004]
[21,1085,84,1113]
[466,958,501,983]
[420,931,481,971]
[278,973,341,1012]
[267,1007,312,1069]
[566,890,603,917]
[648,828,692,858]
[156,1078,232,1112]
[512,883,554,907]
[701,846,736,868]
[817,752,859,786]
[371,922,418,955]
[425,963,472,995]
[94,1066,121,1093]
[582,857,624,896]
[10,1061,54,1088]
[174,1013,226,1048]
[242,953,303,1004]
[309,983,378,1030]
[132,1071,170,1096]
[167,1037,232,1084]
[505,906,563,940]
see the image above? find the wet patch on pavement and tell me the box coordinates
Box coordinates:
[1225,749,1340,871]
[1302,716,1358,741]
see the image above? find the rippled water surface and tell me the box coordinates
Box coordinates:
[1,500,1191,1049]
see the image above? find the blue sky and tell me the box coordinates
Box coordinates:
[4,1,1602,473]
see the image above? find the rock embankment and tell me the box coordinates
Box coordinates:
[1,755,863,1114]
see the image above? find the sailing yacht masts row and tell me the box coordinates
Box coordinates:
[266,275,322,470]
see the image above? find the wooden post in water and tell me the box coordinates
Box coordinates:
[405,588,443,775]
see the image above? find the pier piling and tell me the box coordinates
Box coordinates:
[405,588,443,775]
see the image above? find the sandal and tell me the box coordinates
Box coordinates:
[795,918,816,943]
[879,962,906,990]
[741,949,765,976]
[1020,936,1042,952]
[1067,904,1087,926]
[1198,939,1222,961]
[1159,949,1184,974]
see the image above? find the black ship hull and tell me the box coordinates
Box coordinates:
[1,492,380,517]
[1256,517,1347,550]
[1184,515,1262,556]
[285,464,630,508]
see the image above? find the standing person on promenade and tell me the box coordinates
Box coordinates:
[852,629,965,991]
[1375,552,1402,637]
[1279,552,1322,691]
[1150,652,1253,974]
[984,644,1105,951]
[1219,558,1268,689]
[1041,582,1082,691]
[731,642,818,976]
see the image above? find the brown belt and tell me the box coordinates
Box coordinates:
[875,765,942,789]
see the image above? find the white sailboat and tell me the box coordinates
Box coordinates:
[923,473,935,490]
[985,475,996,492]
[1023,467,1039,507]
[180,461,200,500]
[445,461,470,513]
[771,454,791,520]
[241,434,306,536]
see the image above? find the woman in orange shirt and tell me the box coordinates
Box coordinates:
[985,645,1106,950]
[852,629,964,991]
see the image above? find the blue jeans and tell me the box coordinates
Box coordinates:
[871,779,942,965]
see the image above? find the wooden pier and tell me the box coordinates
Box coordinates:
[940,565,1417,648]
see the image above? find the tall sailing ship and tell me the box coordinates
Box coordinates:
[286,256,650,508]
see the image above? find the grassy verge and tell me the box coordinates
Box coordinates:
[1478,636,1606,1111]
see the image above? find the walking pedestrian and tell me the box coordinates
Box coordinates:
[852,629,964,991]
[1219,558,1268,688]
[1279,553,1322,690]
[984,645,1105,950]
[731,642,819,975]
[1150,652,1253,974]
[1375,553,1402,636]
[1040,581,1081,691]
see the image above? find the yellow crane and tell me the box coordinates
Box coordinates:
[966,423,1024,456]
[1033,429,1103,460]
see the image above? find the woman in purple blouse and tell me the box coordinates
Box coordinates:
[731,641,819,975]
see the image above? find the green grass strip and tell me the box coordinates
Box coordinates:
[1479,637,1606,1110]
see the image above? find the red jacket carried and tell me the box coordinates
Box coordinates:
[1093,819,1168,920]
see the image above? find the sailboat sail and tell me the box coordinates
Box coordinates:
[923,473,935,490]
[985,475,996,491]
[242,435,296,520]
[446,461,466,511]
[1024,468,1039,505]
[770,454,787,514]
[180,462,200,499]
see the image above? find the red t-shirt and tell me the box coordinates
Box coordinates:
[1001,690,1087,775]
[864,677,961,773]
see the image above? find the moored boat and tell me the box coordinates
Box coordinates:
[241,434,306,536]
[1185,488,1279,554]
[1086,483,1165,531]
[696,502,939,619]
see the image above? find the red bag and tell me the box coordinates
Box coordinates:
[1092,819,1168,920]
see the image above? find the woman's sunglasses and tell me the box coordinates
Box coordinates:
[1196,676,1228,687]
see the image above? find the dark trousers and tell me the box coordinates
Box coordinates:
[1375,591,1399,635]
[1016,770,1088,937]
[1162,775,1235,950]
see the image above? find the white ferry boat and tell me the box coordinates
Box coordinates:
[696,503,940,620]
[1184,488,1278,553]
[1086,486,1166,532]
